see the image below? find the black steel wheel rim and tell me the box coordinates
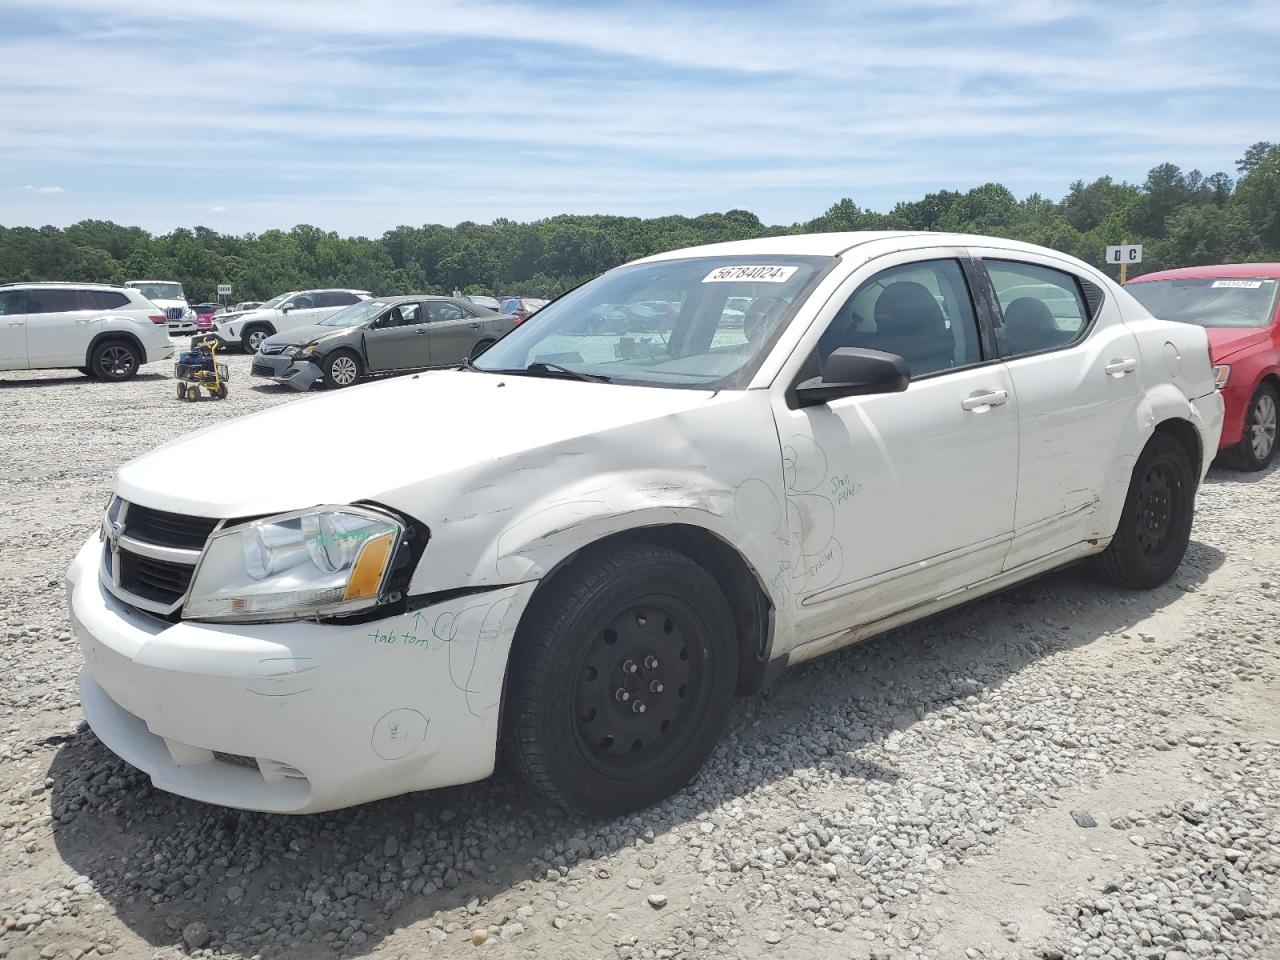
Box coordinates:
[572,594,713,780]
[99,346,134,377]
[1133,455,1183,563]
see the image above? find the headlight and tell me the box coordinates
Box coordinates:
[1213,364,1230,390]
[184,506,405,622]
[282,344,316,358]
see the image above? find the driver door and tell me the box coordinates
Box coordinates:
[0,290,28,370]
[363,302,430,371]
[770,251,1020,654]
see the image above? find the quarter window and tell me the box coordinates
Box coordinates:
[85,291,130,309]
[26,289,87,314]
[818,259,982,379]
[984,260,1089,357]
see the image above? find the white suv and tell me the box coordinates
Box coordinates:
[208,289,372,352]
[124,280,196,334]
[0,283,175,381]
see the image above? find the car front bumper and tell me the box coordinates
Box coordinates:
[250,352,322,391]
[1190,389,1226,476]
[67,535,535,814]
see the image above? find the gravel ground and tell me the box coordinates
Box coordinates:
[1,352,1277,960]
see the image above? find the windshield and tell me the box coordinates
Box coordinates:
[473,256,834,388]
[128,282,185,301]
[319,299,388,327]
[1128,278,1279,329]
[259,293,294,310]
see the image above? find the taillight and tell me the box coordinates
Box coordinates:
[148,315,168,324]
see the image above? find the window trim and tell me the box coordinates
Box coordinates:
[978,257,1099,361]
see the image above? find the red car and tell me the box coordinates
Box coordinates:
[189,303,219,332]
[1127,265,1280,470]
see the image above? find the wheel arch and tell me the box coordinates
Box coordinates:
[510,524,777,699]
[85,330,144,368]
[1152,416,1203,482]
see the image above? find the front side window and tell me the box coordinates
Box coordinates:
[287,294,316,310]
[818,259,981,379]
[27,289,88,314]
[0,291,26,315]
[380,303,424,328]
[473,256,834,388]
[985,260,1089,356]
[1126,277,1280,329]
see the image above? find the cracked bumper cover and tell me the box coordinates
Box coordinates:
[250,352,323,391]
[67,535,535,813]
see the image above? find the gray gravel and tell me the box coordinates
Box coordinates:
[0,353,1277,959]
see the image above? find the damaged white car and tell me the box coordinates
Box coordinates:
[68,233,1223,816]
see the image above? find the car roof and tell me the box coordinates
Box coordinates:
[1126,263,1280,283]
[125,279,181,284]
[0,281,132,290]
[299,288,373,294]
[632,230,1099,267]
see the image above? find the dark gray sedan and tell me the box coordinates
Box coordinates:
[251,296,513,390]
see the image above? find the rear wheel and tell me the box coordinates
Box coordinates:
[323,350,362,389]
[211,383,228,400]
[469,338,496,360]
[176,383,187,400]
[507,543,737,815]
[91,340,140,382]
[1094,433,1195,589]
[1222,383,1278,471]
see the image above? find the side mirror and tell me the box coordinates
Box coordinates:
[793,347,910,407]
[281,304,293,313]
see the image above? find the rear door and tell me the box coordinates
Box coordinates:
[970,250,1145,568]
[26,288,96,366]
[315,291,362,322]
[0,290,28,370]
[363,302,430,371]
[424,300,485,365]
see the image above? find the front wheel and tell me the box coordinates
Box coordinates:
[91,341,141,382]
[322,350,362,389]
[1094,433,1195,589]
[507,543,737,816]
[1222,383,1278,471]
[240,326,271,353]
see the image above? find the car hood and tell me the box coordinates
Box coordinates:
[1205,326,1271,361]
[114,371,718,518]
[150,299,188,312]
[262,324,352,349]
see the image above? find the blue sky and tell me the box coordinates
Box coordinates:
[1,0,1276,235]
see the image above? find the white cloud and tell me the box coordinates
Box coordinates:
[22,184,65,193]
[208,205,227,213]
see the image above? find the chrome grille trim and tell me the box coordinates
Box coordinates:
[100,500,225,617]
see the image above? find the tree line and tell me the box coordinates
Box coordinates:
[2,141,1277,303]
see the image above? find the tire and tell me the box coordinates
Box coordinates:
[469,338,496,360]
[211,383,228,400]
[1094,433,1195,589]
[1221,383,1278,471]
[90,340,141,382]
[322,350,362,389]
[240,325,272,353]
[78,367,93,378]
[176,383,187,401]
[507,542,737,816]
[186,386,200,401]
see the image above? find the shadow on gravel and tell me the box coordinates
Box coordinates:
[45,539,1225,958]
[1204,457,1279,486]
[0,373,169,389]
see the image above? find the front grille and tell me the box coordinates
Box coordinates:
[101,500,222,617]
[215,751,260,770]
[125,504,219,550]
[165,306,184,320]
[258,343,285,356]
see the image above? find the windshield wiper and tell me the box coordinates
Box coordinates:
[525,361,610,383]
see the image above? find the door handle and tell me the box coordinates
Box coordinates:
[7,321,22,327]
[469,323,481,329]
[1104,358,1138,377]
[961,389,1009,411]
[415,329,426,335]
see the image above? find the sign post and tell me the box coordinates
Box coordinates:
[1105,244,1142,284]
[216,283,233,310]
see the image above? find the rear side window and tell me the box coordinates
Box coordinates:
[819,259,982,379]
[27,289,88,313]
[984,260,1090,357]
[428,302,466,322]
[318,291,360,307]
[85,291,131,310]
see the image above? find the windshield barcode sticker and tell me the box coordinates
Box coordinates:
[1211,280,1263,289]
[702,265,798,284]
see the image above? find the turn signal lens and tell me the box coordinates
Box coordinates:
[1213,364,1230,389]
[344,532,396,602]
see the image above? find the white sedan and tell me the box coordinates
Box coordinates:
[68,232,1222,816]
